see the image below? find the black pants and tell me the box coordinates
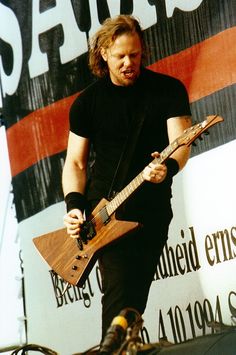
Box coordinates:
[98,218,171,339]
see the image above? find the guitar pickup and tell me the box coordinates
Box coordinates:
[100,206,110,225]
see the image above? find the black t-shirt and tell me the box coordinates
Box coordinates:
[69,68,191,222]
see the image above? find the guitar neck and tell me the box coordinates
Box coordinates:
[106,138,179,216]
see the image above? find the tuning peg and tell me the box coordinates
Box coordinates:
[192,134,203,146]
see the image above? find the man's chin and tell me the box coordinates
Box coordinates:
[120,76,137,86]
[111,73,139,86]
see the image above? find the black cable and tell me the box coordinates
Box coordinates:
[10,343,58,355]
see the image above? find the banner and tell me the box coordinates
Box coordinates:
[0,0,235,353]
[1,0,235,222]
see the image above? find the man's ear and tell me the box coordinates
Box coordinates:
[100,47,107,61]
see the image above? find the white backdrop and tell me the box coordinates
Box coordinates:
[19,139,236,354]
[0,127,26,352]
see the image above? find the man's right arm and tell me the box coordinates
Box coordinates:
[62,131,90,237]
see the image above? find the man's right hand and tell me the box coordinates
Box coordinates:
[63,208,84,238]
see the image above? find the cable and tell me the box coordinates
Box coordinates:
[72,344,100,354]
[10,343,58,355]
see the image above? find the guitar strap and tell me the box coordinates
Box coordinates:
[108,94,149,200]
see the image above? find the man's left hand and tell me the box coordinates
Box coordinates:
[142,152,167,184]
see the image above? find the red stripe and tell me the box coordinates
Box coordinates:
[7,27,236,177]
[7,94,78,177]
[148,27,236,102]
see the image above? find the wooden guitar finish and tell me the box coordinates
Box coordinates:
[33,115,224,287]
[33,199,140,286]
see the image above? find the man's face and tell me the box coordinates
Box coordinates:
[101,32,142,86]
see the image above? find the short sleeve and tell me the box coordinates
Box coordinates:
[69,93,92,138]
[166,78,191,118]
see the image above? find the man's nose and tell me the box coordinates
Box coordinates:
[123,55,132,66]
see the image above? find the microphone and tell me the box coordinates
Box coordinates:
[99,308,140,354]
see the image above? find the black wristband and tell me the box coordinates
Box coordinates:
[165,158,179,178]
[64,192,87,213]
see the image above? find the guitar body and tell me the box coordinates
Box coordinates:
[33,198,140,286]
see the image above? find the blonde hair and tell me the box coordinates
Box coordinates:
[89,15,144,78]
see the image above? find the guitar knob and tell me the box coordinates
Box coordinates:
[76,255,81,260]
[72,265,78,270]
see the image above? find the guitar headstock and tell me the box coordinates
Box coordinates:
[178,115,224,147]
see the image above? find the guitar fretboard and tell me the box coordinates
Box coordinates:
[106,138,179,216]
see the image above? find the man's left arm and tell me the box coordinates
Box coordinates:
[167,115,192,171]
[142,115,192,183]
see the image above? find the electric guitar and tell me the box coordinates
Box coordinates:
[33,115,223,287]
